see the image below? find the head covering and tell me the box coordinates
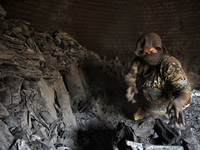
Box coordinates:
[135,33,167,83]
[135,33,167,57]
[134,33,169,66]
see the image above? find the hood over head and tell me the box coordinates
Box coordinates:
[135,33,167,57]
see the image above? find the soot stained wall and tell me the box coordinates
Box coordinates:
[0,0,200,89]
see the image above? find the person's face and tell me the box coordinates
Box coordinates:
[142,47,158,55]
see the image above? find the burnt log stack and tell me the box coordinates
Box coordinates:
[0,5,129,150]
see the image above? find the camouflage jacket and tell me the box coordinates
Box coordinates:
[125,54,192,107]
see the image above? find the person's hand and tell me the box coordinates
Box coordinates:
[167,99,185,125]
[125,86,138,103]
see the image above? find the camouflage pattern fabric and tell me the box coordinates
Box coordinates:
[125,54,192,117]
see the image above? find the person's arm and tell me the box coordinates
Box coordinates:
[175,92,190,107]
[167,92,190,124]
[124,58,140,103]
[163,56,192,124]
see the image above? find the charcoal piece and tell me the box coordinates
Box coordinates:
[0,102,9,119]
[56,146,73,150]
[53,50,64,57]
[154,118,180,145]
[0,120,14,150]
[35,32,55,52]
[0,6,6,17]
[126,140,184,150]
[11,27,27,41]
[17,66,42,80]
[10,139,31,150]
[0,5,6,20]
[0,45,15,60]
[18,21,34,38]
[4,29,13,36]
[0,63,20,79]
[134,119,155,138]
[13,107,30,132]
[125,140,143,149]
[31,120,46,139]
[8,76,24,105]
[30,140,51,150]
[1,34,26,51]
[33,42,42,55]
[64,63,85,98]
[63,63,86,112]
[53,78,77,130]
[1,34,23,44]
[185,143,200,150]
[30,139,57,150]
[3,114,25,139]
[112,122,137,150]
[179,127,200,149]
[0,76,23,106]
[57,129,76,148]
[37,78,58,123]
[21,80,52,129]
[3,115,19,131]
[19,79,57,129]
[39,111,56,125]
[0,77,12,107]
[0,21,8,34]
[26,37,36,51]
[78,69,90,96]
[11,127,25,140]
[145,144,183,150]
[180,127,196,144]
[61,40,70,50]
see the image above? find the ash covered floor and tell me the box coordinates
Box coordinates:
[75,90,200,150]
[0,5,200,150]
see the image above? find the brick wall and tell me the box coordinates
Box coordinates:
[1,0,200,89]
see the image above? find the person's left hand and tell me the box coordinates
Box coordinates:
[167,99,185,125]
[125,86,138,103]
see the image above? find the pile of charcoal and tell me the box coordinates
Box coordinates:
[0,5,130,150]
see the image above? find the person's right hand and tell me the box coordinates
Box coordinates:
[125,86,138,103]
[166,93,190,125]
